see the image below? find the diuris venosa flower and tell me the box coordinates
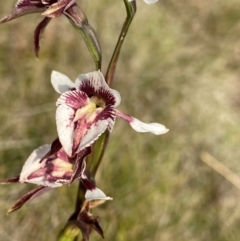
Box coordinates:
[1,139,112,213]
[51,70,169,157]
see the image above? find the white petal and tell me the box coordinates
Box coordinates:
[130,118,169,134]
[56,104,75,156]
[143,0,158,4]
[51,70,75,94]
[116,110,169,135]
[85,188,113,201]
[110,88,121,108]
[20,144,51,183]
[76,70,105,90]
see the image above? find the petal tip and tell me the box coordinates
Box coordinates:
[129,117,169,135]
[7,207,15,214]
[85,188,113,201]
[144,0,158,4]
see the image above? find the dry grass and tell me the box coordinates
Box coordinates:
[1,0,240,240]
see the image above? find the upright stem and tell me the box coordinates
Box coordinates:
[65,4,102,70]
[105,0,137,86]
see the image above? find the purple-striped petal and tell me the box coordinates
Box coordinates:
[56,104,75,156]
[73,105,116,153]
[74,108,115,152]
[75,70,121,107]
[56,90,89,109]
[116,110,169,135]
[16,0,46,8]
[20,144,51,183]
[56,89,116,155]
[51,71,75,94]
[20,145,74,187]
[42,0,76,18]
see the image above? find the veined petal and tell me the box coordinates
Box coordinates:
[20,145,73,187]
[56,104,75,156]
[42,0,76,18]
[75,70,121,107]
[116,110,169,135]
[20,144,51,183]
[51,71,75,94]
[74,105,116,153]
[85,188,113,201]
[75,118,109,153]
[16,0,45,8]
[56,90,89,109]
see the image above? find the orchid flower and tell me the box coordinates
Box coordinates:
[51,70,169,156]
[1,140,112,213]
[0,0,101,65]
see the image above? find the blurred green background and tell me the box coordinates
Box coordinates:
[1,0,240,240]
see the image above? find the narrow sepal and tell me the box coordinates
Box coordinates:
[0,7,44,24]
[8,186,50,214]
[34,17,51,57]
[0,176,20,184]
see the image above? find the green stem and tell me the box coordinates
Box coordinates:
[105,0,136,86]
[65,4,102,70]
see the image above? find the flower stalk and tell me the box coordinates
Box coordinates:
[65,5,102,70]
[105,0,136,86]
